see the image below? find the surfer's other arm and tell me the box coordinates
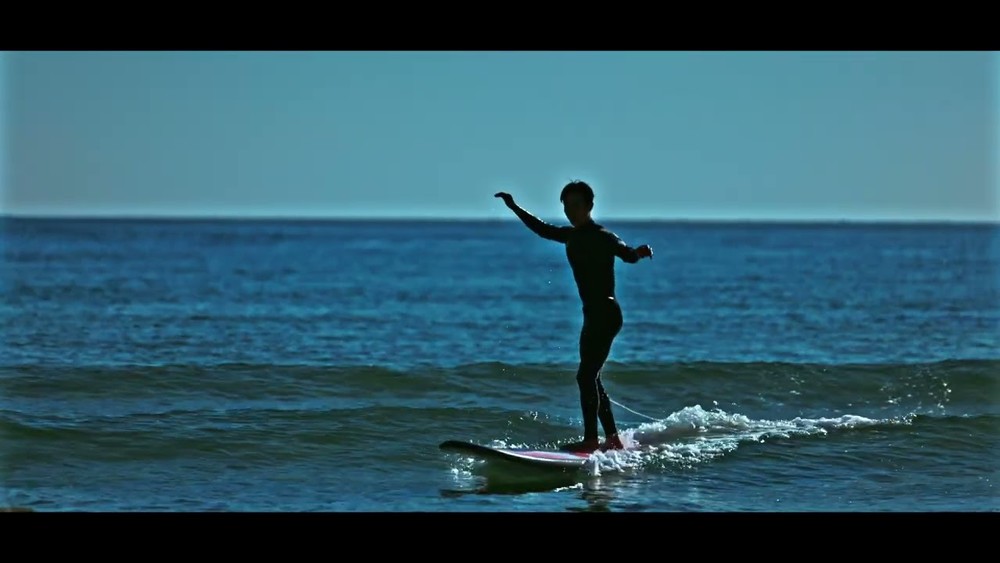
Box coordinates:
[607,231,653,263]
[495,192,571,243]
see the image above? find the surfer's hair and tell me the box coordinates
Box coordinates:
[560,180,594,206]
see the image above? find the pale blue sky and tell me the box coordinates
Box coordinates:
[2,51,997,221]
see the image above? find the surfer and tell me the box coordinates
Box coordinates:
[495,181,653,453]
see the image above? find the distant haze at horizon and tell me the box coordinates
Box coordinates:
[2,51,998,223]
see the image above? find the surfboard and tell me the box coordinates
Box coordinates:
[439,440,593,470]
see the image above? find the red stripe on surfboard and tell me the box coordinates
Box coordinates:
[507,450,591,460]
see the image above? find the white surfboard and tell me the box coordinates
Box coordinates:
[439,440,593,470]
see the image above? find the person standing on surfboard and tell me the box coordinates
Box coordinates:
[494,181,653,453]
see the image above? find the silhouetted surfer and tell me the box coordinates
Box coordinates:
[495,181,653,453]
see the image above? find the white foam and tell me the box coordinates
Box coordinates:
[583,447,646,476]
[597,405,908,469]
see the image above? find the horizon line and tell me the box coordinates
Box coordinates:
[2,212,998,226]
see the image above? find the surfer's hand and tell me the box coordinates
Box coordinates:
[494,192,515,208]
[636,244,653,260]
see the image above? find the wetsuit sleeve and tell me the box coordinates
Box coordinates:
[509,204,571,243]
[606,231,641,263]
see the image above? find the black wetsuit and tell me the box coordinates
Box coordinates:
[511,208,641,442]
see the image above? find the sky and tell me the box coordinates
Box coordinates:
[2,51,997,222]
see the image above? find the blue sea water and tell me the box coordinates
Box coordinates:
[1,217,998,512]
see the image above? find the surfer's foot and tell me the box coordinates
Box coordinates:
[559,438,600,453]
[600,434,625,452]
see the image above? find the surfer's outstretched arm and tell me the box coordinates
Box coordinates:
[495,192,571,243]
[606,230,654,263]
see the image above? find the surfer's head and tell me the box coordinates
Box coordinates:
[560,180,594,227]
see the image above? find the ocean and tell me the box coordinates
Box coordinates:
[1,217,997,512]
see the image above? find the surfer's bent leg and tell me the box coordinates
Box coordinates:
[596,377,617,438]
